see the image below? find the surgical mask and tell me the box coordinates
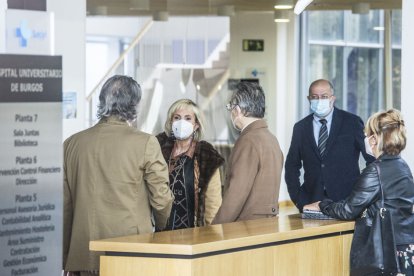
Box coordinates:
[310,99,332,118]
[364,136,375,157]
[172,120,194,140]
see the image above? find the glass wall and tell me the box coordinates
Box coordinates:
[300,10,402,122]
[391,10,402,109]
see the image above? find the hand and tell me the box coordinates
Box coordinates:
[303,201,321,211]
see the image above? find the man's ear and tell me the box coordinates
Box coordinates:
[234,105,242,116]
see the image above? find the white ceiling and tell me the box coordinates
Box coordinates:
[86,0,402,17]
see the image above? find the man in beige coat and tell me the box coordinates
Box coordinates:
[63,75,174,275]
[212,82,283,224]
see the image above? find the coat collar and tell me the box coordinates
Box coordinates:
[324,107,343,156]
[239,119,268,137]
[378,154,401,161]
[304,114,318,154]
[98,116,129,126]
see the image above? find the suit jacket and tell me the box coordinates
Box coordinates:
[63,116,173,271]
[212,119,284,224]
[285,107,374,211]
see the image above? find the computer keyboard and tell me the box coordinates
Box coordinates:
[301,209,335,220]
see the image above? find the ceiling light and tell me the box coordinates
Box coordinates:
[352,3,370,14]
[274,10,290,23]
[294,0,314,15]
[373,26,385,31]
[274,0,293,10]
[153,11,169,21]
[129,0,149,11]
[217,5,235,16]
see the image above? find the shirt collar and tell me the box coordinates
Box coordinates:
[313,107,334,124]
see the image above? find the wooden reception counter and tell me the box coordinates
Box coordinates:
[90,214,354,276]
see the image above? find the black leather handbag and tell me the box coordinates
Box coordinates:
[350,163,400,276]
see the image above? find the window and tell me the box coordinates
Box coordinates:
[300,10,402,122]
[392,10,402,110]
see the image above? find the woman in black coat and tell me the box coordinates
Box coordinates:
[305,109,414,275]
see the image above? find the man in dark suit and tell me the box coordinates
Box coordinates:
[285,79,374,211]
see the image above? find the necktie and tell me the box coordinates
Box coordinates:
[318,119,328,157]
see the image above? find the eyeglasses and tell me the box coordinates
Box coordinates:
[226,103,236,111]
[309,94,332,100]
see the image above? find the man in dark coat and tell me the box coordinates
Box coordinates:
[285,79,375,211]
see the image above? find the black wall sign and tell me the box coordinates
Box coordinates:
[228,78,260,90]
[7,0,46,11]
[242,39,264,52]
[0,54,62,103]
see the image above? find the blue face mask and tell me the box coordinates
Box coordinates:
[310,99,332,118]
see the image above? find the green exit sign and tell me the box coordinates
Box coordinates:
[242,39,264,51]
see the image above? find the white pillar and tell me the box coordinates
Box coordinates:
[47,0,86,140]
[0,0,6,52]
[275,16,298,202]
[401,0,414,168]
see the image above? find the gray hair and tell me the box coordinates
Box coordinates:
[97,75,142,121]
[230,81,265,118]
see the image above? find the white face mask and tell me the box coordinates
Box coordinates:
[172,119,194,140]
[310,99,332,118]
[364,136,375,157]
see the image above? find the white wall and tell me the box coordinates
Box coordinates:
[229,13,277,133]
[47,0,86,140]
[87,16,150,38]
[0,1,86,140]
[229,12,297,201]
[401,0,414,169]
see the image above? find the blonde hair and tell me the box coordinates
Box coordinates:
[365,109,406,155]
[164,99,205,141]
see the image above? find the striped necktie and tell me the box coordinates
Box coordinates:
[318,119,328,157]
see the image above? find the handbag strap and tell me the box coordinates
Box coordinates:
[373,162,385,209]
[373,162,401,274]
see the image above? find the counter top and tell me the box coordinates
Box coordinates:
[90,214,354,257]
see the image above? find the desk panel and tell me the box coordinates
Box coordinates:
[91,214,354,276]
